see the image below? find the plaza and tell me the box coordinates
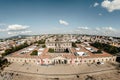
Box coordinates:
[2,62,119,79]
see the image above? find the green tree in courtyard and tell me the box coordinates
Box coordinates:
[48,48,54,53]
[72,42,77,47]
[42,44,46,48]
[30,50,38,55]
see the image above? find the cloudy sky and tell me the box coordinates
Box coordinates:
[0,0,120,38]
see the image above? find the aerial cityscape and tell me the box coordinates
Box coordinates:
[0,0,120,80]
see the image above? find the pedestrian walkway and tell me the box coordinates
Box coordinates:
[3,62,117,78]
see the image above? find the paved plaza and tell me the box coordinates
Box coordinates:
[0,62,120,80]
[3,62,118,77]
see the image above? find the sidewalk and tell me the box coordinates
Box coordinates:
[3,63,117,76]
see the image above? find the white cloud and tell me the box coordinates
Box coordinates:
[0,29,7,32]
[59,20,69,26]
[96,27,100,31]
[98,13,102,16]
[96,27,116,32]
[102,26,116,31]
[0,24,32,36]
[8,32,17,35]
[21,30,32,33]
[7,24,29,31]
[78,26,89,30]
[8,30,32,35]
[94,2,99,7]
[75,26,120,37]
[75,26,93,35]
[101,0,120,12]
[53,27,61,30]
[95,26,118,36]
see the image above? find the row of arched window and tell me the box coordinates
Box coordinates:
[75,58,115,63]
[8,58,115,64]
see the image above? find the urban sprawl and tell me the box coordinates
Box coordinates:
[0,34,120,65]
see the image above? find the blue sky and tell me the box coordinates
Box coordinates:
[0,0,120,38]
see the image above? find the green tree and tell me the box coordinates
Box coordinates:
[2,42,29,56]
[37,39,45,44]
[72,42,77,47]
[42,44,46,48]
[90,42,120,54]
[75,40,81,44]
[64,48,69,53]
[48,48,54,53]
[97,49,102,53]
[30,50,38,55]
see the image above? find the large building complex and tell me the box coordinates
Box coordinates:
[5,35,117,65]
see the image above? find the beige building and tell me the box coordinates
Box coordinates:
[5,44,117,65]
[5,35,117,65]
[6,55,116,65]
[45,36,72,52]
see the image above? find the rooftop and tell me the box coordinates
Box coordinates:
[6,42,114,59]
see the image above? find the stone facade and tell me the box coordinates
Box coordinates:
[6,56,116,65]
[45,36,72,52]
[5,35,117,65]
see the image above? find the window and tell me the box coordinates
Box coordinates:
[89,60,91,62]
[113,59,115,61]
[109,59,111,61]
[29,60,31,62]
[102,59,104,61]
[75,60,78,62]
[106,59,108,61]
[34,60,35,62]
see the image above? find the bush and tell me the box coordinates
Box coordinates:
[2,42,29,56]
[64,48,69,53]
[37,39,45,44]
[42,44,46,48]
[75,40,81,44]
[90,42,119,54]
[97,50,102,53]
[72,42,77,47]
[30,50,38,55]
[48,48,54,53]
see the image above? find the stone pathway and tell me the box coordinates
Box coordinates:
[3,63,117,77]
